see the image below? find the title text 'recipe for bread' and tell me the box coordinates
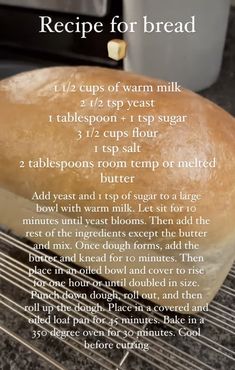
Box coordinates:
[39,15,196,38]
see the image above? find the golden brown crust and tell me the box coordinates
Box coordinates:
[0,67,234,242]
[0,66,234,309]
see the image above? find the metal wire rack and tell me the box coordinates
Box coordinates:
[0,230,234,370]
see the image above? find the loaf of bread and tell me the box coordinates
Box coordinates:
[0,67,234,312]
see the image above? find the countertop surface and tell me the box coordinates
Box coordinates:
[0,7,235,370]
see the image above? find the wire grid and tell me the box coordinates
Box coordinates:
[0,231,234,370]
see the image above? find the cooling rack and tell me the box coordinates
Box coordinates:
[0,230,234,370]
